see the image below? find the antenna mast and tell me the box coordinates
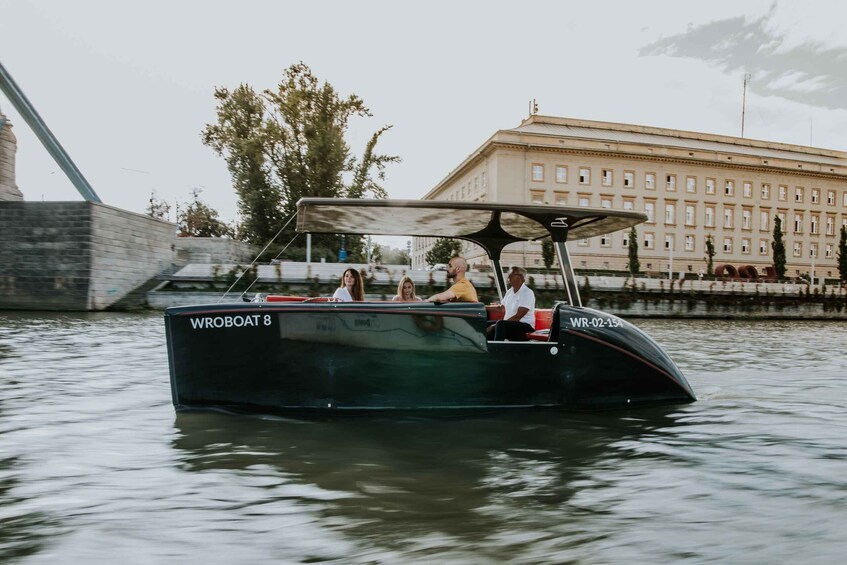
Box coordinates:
[741,73,750,138]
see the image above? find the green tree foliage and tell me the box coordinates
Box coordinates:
[771,216,786,279]
[177,189,232,238]
[705,234,715,276]
[425,238,462,266]
[838,225,847,281]
[626,227,640,275]
[541,239,555,270]
[146,190,171,221]
[202,62,400,256]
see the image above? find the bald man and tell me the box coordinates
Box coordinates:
[427,256,478,302]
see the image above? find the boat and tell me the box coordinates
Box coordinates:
[164,198,695,414]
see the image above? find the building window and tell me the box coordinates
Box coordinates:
[826,243,833,258]
[530,190,545,204]
[843,192,847,207]
[706,178,716,194]
[644,201,655,223]
[665,203,675,225]
[760,210,770,231]
[622,199,634,211]
[827,190,836,205]
[686,176,696,193]
[531,164,544,182]
[644,233,654,249]
[602,169,613,186]
[555,166,568,183]
[554,191,568,205]
[685,234,695,251]
[622,231,630,247]
[743,182,753,198]
[777,212,786,228]
[579,196,590,207]
[759,239,769,255]
[761,184,771,200]
[812,188,820,204]
[705,206,715,227]
[795,187,804,203]
[601,197,612,209]
[664,235,674,250]
[578,238,590,247]
[724,207,734,228]
[794,213,803,233]
[481,171,487,188]
[685,204,695,226]
[579,167,591,184]
[645,173,656,189]
[811,243,818,258]
[826,216,834,236]
[811,215,819,234]
[666,174,676,191]
[723,237,733,253]
[793,241,802,257]
[742,209,752,230]
[779,185,788,201]
[624,171,635,188]
[725,180,734,196]
[741,238,751,254]
[600,234,611,247]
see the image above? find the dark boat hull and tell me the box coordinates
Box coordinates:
[165,302,695,414]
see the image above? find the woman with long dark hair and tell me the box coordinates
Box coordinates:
[333,268,364,301]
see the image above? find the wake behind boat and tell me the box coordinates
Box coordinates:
[164,198,695,414]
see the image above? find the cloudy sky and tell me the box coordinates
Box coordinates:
[3,0,847,239]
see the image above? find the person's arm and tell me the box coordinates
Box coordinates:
[428,289,456,302]
[506,307,529,322]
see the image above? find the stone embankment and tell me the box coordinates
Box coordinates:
[148,262,847,319]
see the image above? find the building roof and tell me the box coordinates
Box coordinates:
[508,116,846,167]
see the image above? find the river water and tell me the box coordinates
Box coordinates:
[1,312,846,564]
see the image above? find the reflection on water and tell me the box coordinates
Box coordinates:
[1,313,846,563]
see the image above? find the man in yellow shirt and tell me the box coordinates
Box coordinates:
[427,256,478,302]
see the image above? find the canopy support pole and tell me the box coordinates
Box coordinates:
[489,258,507,300]
[554,241,581,307]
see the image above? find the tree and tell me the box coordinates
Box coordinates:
[177,189,232,238]
[425,238,462,266]
[772,216,786,279]
[626,227,640,275]
[705,234,715,276]
[146,190,171,221]
[838,225,847,282]
[541,239,555,270]
[202,62,400,253]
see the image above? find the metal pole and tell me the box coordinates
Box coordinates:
[0,60,102,203]
[306,233,311,264]
[554,241,581,307]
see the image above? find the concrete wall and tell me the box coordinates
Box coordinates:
[0,201,176,311]
[174,237,260,264]
[88,203,176,310]
[0,114,23,201]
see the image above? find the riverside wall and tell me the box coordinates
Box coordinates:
[148,262,847,319]
[0,201,176,310]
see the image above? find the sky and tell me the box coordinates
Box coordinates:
[3,0,847,249]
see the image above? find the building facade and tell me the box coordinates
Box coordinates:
[414,115,847,279]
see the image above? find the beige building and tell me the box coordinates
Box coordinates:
[415,115,847,280]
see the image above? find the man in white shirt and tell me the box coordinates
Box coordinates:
[487,266,535,341]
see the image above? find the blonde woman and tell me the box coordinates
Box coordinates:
[392,275,422,302]
[333,268,365,301]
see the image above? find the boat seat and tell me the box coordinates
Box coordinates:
[526,308,553,341]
